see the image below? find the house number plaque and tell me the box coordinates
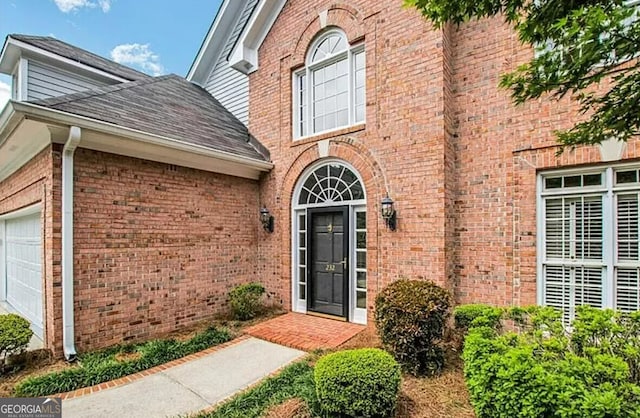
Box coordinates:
[325,264,336,271]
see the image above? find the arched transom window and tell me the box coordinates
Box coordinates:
[294,29,365,138]
[297,162,365,205]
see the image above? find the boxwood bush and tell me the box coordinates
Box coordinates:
[375,279,451,375]
[229,282,265,320]
[314,348,401,418]
[461,304,640,418]
[0,314,33,372]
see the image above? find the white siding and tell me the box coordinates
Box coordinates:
[26,60,109,101]
[204,0,259,126]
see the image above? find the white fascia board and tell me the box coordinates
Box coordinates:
[187,0,245,84]
[11,101,274,172]
[229,0,287,74]
[0,38,129,83]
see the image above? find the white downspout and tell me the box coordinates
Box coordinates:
[62,126,81,361]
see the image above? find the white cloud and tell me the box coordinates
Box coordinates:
[110,43,165,76]
[0,81,11,110]
[52,0,111,13]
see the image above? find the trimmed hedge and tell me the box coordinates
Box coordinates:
[229,283,265,320]
[15,326,231,397]
[375,279,451,375]
[0,314,33,371]
[460,304,640,418]
[314,348,401,418]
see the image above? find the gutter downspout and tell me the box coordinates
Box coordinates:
[62,126,81,361]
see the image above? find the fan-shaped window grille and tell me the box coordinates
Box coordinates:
[298,163,364,205]
[311,33,347,63]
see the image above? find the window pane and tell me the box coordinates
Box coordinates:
[617,194,639,261]
[356,291,366,309]
[355,50,365,69]
[617,170,638,184]
[355,104,365,123]
[357,231,366,249]
[336,92,348,109]
[299,267,306,283]
[564,175,582,188]
[314,117,324,133]
[337,58,348,75]
[325,62,336,80]
[616,268,639,312]
[356,212,366,229]
[545,177,562,189]
[299,232,306,247]
[299,214,306,230]
[357,271,366,289]
[337,109,348,126]
[299,284,306,299]
[314,68,324,85]
[357,251,366,269]
[583,174,602,186]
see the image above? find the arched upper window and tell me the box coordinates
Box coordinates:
[293,29,365,139]
[297,162,365,205]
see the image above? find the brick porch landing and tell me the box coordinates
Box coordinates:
[244,313,365,351]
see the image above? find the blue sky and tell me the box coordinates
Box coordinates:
[0,0,223,107]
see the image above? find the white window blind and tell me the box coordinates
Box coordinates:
[540,167,640,320]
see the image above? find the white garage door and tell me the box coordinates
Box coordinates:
[4,212,43,338]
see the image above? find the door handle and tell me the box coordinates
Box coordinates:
[339,258,347,267]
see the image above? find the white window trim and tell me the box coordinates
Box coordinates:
[537,164,640,319]
[293,29,365,140]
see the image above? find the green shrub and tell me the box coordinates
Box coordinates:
[374,279,451,375]
[463,305,640,418]
[15,326,231,396]
[454,304,504,333]
[314,348,401,417]
[229,283,265,320]
[0,314,33,370]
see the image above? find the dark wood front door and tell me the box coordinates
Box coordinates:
[307,207,349,318]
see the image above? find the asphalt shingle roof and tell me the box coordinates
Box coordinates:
[31,74,267,161]
[10,34,151,82]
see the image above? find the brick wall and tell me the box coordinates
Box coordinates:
[251,0,455,316]
[451,16,640,307]
[251,0,640,314]
[72,149,260,350]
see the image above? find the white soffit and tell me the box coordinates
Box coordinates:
[228,0,287,74]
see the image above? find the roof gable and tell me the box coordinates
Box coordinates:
[188,0,285,81]
[2,35,151,82]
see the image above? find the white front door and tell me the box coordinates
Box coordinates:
[3,212,43,338]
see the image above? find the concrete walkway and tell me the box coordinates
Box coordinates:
[61,337,305,418]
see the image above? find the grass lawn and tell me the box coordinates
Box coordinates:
[201,327,476,418]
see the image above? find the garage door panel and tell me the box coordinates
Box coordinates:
[4,213,43,338]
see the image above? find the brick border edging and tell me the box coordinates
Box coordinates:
[55,335,251,400]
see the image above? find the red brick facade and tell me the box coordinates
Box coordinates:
[1,146,261,354]
[250,1,640,314]
[3,1,639,354]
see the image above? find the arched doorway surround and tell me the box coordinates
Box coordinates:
[291,159,367,324]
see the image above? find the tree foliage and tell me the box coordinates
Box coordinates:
[406,0,640,148]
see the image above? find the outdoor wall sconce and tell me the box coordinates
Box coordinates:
[381,195,397,231]
[260,207,274,233]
